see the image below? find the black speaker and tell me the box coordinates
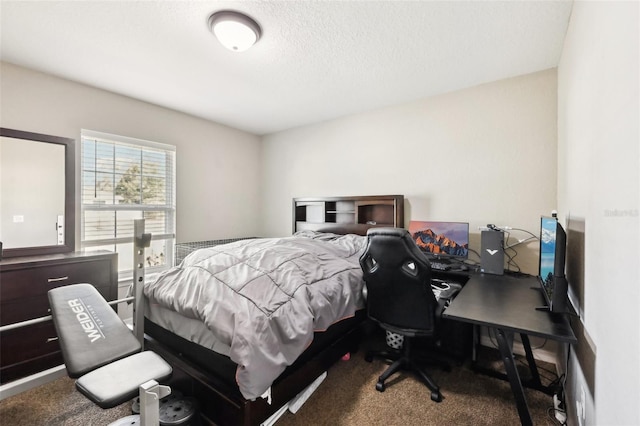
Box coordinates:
[480,230,504,275]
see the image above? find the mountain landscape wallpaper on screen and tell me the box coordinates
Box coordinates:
[539,219,557,283]
[412,228,469,257]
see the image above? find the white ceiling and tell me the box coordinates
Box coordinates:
[0,1,573,135]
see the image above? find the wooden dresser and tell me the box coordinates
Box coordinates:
[0,251,118,384]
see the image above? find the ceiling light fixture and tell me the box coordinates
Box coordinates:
[208,10,261,52]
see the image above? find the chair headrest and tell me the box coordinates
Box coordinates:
[364,227,429,269]
[359,227,438,334]
[366,227,408,238]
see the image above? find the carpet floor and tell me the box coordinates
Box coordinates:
[0,345,560,425]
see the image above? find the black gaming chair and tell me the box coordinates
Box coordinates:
[359,227,447,402]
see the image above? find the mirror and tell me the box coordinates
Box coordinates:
[0,128,75,258]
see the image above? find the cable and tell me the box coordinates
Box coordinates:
[491,226,539,273]
[485,328,558,383]
[509,227,539,239]
[547,405,567,425]
[502,229,523,273]
[514,356,557,384]
[467,247,481,262]
[504,246,521,273]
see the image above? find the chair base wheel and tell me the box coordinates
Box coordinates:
[375,381,385,392]
[431,390,442,402]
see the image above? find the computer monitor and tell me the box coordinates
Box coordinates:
[409,220,469,261]
[538,216,568,313]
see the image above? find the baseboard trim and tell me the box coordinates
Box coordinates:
[0,364,66,401]
[479,334,558,366]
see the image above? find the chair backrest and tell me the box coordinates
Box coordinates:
[359,227,438,336]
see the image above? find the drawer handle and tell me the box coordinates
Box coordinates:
[47,276,69,283]
[46,337,59,343]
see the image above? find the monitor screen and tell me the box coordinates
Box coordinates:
[539,216,558,286]
[409,221,469,259]
[538,216,568,311]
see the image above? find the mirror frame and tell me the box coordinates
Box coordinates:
[1,127,75,258]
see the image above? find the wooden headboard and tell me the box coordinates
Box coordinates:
[292,195,404,236]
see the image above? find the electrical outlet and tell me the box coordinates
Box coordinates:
[576,401,584,426]
[554,394,567,422]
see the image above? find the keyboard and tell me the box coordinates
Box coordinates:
[430,262,452,271]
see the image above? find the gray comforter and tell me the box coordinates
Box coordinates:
[144,231,367,400]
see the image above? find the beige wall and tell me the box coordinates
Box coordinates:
[0,62,262,245]
[558,1,639,424]
[261,69,558,275]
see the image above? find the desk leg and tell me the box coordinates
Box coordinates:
[495,328,532,426]
[520,333,544,390]
[471,325,479,364]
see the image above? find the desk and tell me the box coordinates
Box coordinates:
[443,273,577,426]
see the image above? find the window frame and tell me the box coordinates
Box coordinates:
[80,129,176,281]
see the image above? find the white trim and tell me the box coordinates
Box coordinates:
[479,334,558,366]
[82,234,174,247]
[81,129,176,152]
[0,365,67,401]
[80,129,177,275]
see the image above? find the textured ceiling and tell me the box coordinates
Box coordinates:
[0,1,573,135]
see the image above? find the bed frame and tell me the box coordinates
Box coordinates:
[143,195,405,425]
[145,315,364,425]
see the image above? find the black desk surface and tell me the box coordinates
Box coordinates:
[443,273,577,343]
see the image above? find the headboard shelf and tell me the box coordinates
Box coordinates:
[293,195,404,235]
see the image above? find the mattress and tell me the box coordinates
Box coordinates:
[145,300,233,356]
[144,231,368,399]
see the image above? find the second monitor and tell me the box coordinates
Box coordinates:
[409,221,469,268]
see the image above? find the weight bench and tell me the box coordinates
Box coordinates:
[48,283,173,426]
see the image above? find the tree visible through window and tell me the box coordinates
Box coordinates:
[81,130,176,279]
[116,165,163,204]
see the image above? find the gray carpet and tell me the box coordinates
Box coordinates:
[0,347,558,425]
[277,348,557,426]
[0,376,131,425]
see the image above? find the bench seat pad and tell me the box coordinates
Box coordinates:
[76,351,172,408]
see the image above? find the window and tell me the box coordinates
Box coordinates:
[81,130,176,280]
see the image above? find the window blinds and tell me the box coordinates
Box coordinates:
[81,130,176,276]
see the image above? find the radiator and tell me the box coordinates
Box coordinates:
[174,238,256,265]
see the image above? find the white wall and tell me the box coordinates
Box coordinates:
[557,1,639,425]
[0,62,262,245]
[1,62,262,321]
[261,69,558,275]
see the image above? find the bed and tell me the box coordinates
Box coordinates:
[142,195,404,425]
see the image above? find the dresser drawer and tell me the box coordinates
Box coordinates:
[0,321,61,367]
[1,284,114,326]
[0,351,64,384]
[1,296,51,326]
[0,258,114,303]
